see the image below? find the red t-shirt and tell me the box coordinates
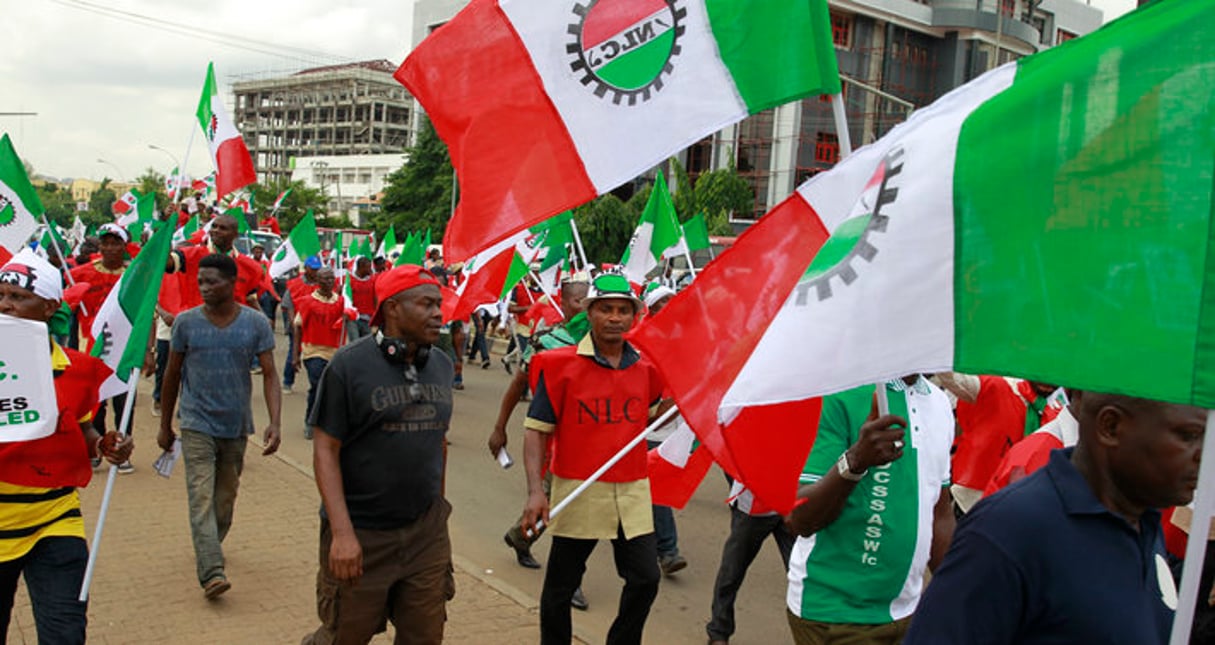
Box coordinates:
[170,245,263,309]
[69,260,125,350]
[348,273,378,317]
[0,346,111,488]
[297,293,346,349]
[951,377,1062,490]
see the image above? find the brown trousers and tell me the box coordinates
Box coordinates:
[302,498,455,645]
[787,610,911,645]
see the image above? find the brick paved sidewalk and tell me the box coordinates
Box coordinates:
[5,434,546,644]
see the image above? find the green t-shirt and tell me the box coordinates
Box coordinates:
[786,377,953,624]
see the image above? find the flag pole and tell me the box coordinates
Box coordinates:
[170,125,197,204]
[1168,408,1215,644]
[527,406,679,537]
[828,92,888,414]
[78,366,140,602]
[528,270,565,321]
[568,218,590,270]
[37,213,88,318]
[680,236,698,280]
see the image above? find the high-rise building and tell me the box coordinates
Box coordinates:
[410,0,1103,222]
[233,60,415,186]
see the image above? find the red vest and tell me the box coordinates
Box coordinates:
[530,346,663,483]
[298,294,345,348]
[0,348,110,488]
[286,276,318,308]
[348,274,378,316]
[952,376,1061,489]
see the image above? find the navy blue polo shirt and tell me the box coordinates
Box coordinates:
[905,448,1176,645]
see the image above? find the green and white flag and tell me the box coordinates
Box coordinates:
[378,225,398,260]
[90,217,175,401]
[270,210,321,279]
[172,214,201,246]
[700,0,1215,415]
[682,213,711,252]
[0,134,44,255]
[272,188,292,211]
[621,171,681,283]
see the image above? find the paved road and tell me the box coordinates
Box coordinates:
[270,332,793,645]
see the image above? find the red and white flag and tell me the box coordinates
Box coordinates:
[646,415,714,509]
[111,189,139,216]
[196,63,256,198]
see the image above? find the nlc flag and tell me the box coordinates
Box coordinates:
[270,210,322,279]
[632,0,1215,515]
[396,0,840,262]
[197,62,256,199]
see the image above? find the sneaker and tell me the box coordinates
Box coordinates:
[117,461,135,475]
[203,576,231,600]
[151,401,161,417]
[501,357,512,375]
[481,360,491,370]
[251,366,263,375]
[283,384,294,394]
[571,587,589,611]
[659,553,687,576]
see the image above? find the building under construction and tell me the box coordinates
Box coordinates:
[233,60,414,186]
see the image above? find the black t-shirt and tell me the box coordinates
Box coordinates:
[309,335,454,529]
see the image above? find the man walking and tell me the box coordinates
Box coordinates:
[157,254,282,600]
[301,264,455,645]
[293,266,345,439]
[785,376,956,644]
[521,272,666,645]
[0,249,133,643]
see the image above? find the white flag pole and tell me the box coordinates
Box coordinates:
[528,270,565,321]
[170,125,197,205]
[829,92,888,415]
[1169,408,1215,644]
[37,213,88,318]
[568,218,590,270]
[679,236,698,279]
[78,366,139,601]
[528,406,678,537]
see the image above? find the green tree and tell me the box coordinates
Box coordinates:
[572,195,634,265]
[691,166,751,234]
[88,178,117,224]
[35,183,78,228]
[376,118,454,242]
[249,179,328,232]
[135,167,169,212]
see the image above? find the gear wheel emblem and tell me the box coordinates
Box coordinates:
[794,147,904,305]
[567,0,685,106]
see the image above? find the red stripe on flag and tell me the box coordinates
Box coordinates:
[395,0,596,262]
[580,0,670,50]
[215,137,256,199]
[648,445,713,509]
[630,194,830,514]
[448,247,515,323]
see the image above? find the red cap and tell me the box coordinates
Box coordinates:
[371,264,442,328]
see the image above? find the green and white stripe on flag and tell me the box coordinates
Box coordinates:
[621,171,681,283]
[172,214,201,246]
[270,210,321,279]
[682,213,711,252]
[0,134,44,255]
[90,216,175,401]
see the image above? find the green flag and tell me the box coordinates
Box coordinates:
[379,225,398,260]
[620,171,681,283]
[270,210,322,279]
[682,213,711,252]
[500,252,531,300]
[90,217,175,399]
[0,134,44,254]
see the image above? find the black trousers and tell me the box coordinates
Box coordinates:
[540,528,659,645]
[707,507,796,641]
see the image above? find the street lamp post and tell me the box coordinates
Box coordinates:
[96,158,126,183]
[148,144,183,197]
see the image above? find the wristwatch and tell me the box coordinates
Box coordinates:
[836,451,867,481]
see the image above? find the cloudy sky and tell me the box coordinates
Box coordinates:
[3,0,1135,184]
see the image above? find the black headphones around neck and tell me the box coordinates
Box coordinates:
[375,330,430,373]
